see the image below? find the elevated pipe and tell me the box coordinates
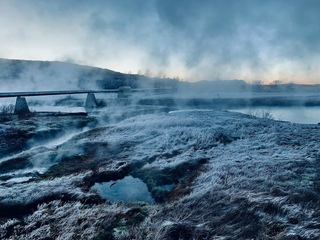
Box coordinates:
[0,88,171,98]
[0,87,172,114]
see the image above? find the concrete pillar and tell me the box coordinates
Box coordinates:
[14,97,30,115]
[85,93,98,112]
[117,86,132,98]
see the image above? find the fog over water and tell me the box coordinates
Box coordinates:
[230,106,320,124]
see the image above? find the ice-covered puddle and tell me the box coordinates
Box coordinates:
[90,175,155,204]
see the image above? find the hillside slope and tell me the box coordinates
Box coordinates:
[0,58,251,94]
[0,58,176,92]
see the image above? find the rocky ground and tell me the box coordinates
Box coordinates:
[1,109,320,239]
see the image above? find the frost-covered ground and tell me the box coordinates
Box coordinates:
[1,110,320,239]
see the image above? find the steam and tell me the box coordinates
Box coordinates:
[1,1,320,82]
[0,128,88,178]
[0,59,100,92]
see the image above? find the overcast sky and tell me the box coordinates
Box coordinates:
[1,0,320,83]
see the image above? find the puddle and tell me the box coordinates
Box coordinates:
[91,175,155,204]
[157,176,187,191]
[157,183,175,191]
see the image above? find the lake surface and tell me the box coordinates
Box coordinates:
[229,106,320,124]
[90,176,155,204]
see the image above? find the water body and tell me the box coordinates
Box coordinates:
[91,176,155,204]
[229,106,320,124]
[157,183,175,191]
[31,106,86,113]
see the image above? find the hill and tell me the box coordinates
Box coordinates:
[0,58,176,91]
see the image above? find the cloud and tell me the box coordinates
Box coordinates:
[0,0,320,83]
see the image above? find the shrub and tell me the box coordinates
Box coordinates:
[248,108,274,120]
[0,104,14,115]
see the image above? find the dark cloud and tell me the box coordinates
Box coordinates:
[1,0,320,82]
[155,1,320,68]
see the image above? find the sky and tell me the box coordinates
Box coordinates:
[1,0,320,84]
